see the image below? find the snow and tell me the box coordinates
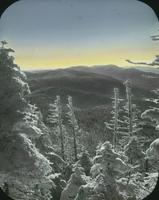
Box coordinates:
[12,121,43,138]
[144,98,159,104]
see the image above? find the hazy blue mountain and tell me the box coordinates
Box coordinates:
[69,65,159,90]
[134,66,159,74]
[24,66,159,140]
[25,66,158,110]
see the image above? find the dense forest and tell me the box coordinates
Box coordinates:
[0,40,159,200]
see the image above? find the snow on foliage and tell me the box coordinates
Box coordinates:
[105,83,142,149]
[124,136,145,165]
[141,108,159,123]
[73,151,92,176]
[146,138,159,160]
[66,95,79,161]
[46,95,66,160]
[12,121,43,138]
[146,138,159,172]
[105,88,120,148]
[92,141,130,178]
[60,167,87,200]
[117,172,158,200]
[75,171,126,200]
[0,42,53,200]
[1,41,159,200]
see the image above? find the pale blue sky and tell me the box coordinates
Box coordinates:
[0,0,158,69]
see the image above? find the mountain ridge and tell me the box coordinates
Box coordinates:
[25,65,159,110]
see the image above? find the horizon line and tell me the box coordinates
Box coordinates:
[22,64,156,72]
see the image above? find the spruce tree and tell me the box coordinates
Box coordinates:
[146,138,159,171]
[46,95,65,160]
[118,80,142,146]
[105,88,120,149]
[0,41,30,133]
[124,136,144,165]
[66,95,79,162]
[124,80,133,136]
[78,151,92,176]
[0,41,53,199]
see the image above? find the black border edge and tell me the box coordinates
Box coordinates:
[0,0,158,200]
[137,0,159,20]
[0,0,19,18]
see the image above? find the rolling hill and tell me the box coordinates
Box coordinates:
[24,65,159,134]
[25,65,158,109]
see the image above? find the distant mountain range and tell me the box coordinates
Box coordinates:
[134,66,159,74]
[25,65,159,110]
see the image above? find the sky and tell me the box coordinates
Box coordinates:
[0,0,158,70]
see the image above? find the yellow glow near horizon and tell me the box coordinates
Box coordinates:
[14,47,159,70]
[1,0,159,70]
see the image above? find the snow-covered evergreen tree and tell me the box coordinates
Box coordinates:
[46,95,65,160]
[146,138,159,172]
[124,136,145,165]
[142,107,159,131]
[60,167,87,200]
[92,141,129,178]
[117,80,142,146]
[105,88,120,149]
[124,80,133,136]
[105,85,142,148]
[75,142,130,200]
[140,106,159,149]
[0,41,53,199]
[66,95,79,161]
[0,41,30,134]
[75,151,92,176]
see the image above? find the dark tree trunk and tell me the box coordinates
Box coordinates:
[72,126,78,162]
[59,123,65,161]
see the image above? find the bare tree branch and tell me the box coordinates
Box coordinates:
[151,35,159,41]
[126,55,159,66]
